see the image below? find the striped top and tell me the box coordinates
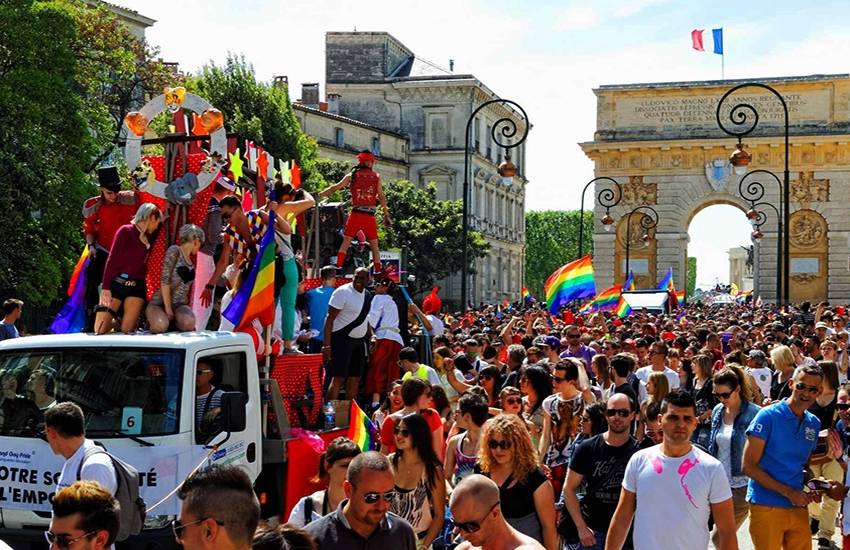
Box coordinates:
[223,210,267,258]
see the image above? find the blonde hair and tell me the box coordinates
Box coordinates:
[478,414,538,480]
[178,224,205,244]
[770,345,795,371]
[132,202,161,224]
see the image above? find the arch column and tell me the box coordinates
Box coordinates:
[656,232,688,291]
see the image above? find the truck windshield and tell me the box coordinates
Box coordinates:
[0,347,184,437]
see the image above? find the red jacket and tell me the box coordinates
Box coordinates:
[82,192,139,250]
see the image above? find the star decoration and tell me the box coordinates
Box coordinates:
[229,149,244,183]
[256,148,269,183]
[191,113,207,136]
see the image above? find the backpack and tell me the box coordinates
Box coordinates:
[77,445,147,541]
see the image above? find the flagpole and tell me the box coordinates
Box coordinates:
[262,325,272,436]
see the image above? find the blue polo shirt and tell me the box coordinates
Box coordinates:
[306,286,334,341]
[745,399,820,508]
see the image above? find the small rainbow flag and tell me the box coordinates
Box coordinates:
[223,211,277,331]
[544,256,596,314]
[676,290,686,307]
[521,287,533,303]
[616,271,635,318]
[348,400,378,452]
[657,267,675,292]
[592,284,622,312]
[578,301,593,315]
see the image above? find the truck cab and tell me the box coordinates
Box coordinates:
[0,331,263,549]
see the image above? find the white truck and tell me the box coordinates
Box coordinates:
[0,331,293,549]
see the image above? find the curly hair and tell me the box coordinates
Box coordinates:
[478,414,539,481]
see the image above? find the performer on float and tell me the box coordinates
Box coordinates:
[82,166,140,331]
[319,150,391,272]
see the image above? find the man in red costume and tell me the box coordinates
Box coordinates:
[82,166,139,331]
[320,150,390,272]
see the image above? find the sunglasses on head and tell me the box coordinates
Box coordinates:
[606,408,631,418]
[454,502,500,533]
[488,438,511,450]
[363,490,397,504]
[45,530,97,550]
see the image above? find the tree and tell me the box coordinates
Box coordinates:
[687,256,697,297]
[524,210,593,297]
[379,181,488,296]
[312,158,352,198]
[189,55,323,189]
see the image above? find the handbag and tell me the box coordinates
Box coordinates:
[810,428,841,466]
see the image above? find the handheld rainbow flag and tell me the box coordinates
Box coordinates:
[50,248,91,334]
[223,211,277,331]
[578,301,593,315]
[657,267,675,292]
[521,287,533,303]
[592,284,623,312]
[615,271,635,318]
[676,290,686,307]
[544,256,596,314]
[348,400,378,451]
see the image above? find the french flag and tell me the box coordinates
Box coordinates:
[692,28,723,54]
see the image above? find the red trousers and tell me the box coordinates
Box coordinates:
[364,339,402,394]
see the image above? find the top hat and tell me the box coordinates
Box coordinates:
[97,166,121,191]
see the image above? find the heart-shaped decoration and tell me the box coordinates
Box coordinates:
[123,111,148,136]
[201,108,224,133]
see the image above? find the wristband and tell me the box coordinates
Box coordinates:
[205,284,215,290]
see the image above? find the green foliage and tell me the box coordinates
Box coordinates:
[686,256,697,298]
[188,55,322,188]
[380,181,488,295]
[312,158,353,200]
[0,0,172,307]
[525,210,593,296]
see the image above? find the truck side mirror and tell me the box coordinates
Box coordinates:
[220,391,247,433]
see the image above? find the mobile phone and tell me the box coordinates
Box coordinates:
[807,479,832,492]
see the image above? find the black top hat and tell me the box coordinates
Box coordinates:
[97,166,121,191]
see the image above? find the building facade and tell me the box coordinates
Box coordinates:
[582,74,850,303]
[316,32,529,306]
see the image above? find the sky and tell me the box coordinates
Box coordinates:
[121,0,850,289]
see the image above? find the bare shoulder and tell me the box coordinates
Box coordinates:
[516,532,545,549]
[454,542,473,550]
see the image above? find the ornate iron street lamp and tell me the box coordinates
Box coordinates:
[738,170,783,304]
[717,83,790,305]
[624,206,659,281]
[577,177,622,259]
[461,99,529,311]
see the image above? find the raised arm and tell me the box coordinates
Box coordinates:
[276,190,316,217]
[319,174,351,198]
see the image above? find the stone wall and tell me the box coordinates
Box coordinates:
[326,32,413,83]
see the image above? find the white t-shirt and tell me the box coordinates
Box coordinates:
[623,445,731,550]
[746,366,773,400]
[57,439,118,496]
[329,283,368,339]
[427,315,445,337]
[634,366,680,403]
[368,294,403,345]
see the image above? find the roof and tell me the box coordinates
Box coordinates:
[597,73,850,91]
[293,103,407,139]
[389,56,453,79]
[83,0,156,26]
[0,331,252,350]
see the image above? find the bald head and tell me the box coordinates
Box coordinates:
[450,474,500,510]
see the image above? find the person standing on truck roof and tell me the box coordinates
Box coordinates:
[44,402,117,496]
[175,464,260,550]
[323,267,372,401]
[48,480,120,550]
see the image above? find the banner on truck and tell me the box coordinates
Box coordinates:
[0,440,208,515]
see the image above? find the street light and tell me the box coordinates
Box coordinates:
[624,206,659,281]
[461,99,529,312]
[577,177,623,259]
[737,170,783,305]
[717,83,790,306]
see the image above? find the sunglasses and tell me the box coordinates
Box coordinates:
[553,376,567,383]
[795,382,821,394]
[488,439,511,450]
[839,403,850,411]
[606,408,631,418]
[713,390,734,399]
[567,334,581,339]
[503,397,521,406]
[172,517,224,541]
[393,427,410,438]
[363,491,397,504]
[45,530,97,549]
[454,502,500,533]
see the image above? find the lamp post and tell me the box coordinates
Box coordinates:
[577,177,622,259]
[738,170,783,304]
[716,83,790,306]
[461,99,529,312]
[624,206,659,281]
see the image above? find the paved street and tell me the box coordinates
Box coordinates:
[721,516,841,550]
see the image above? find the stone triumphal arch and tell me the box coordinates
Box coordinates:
[582,75,850,303]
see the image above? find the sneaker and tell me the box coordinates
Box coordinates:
[817,537,831,549]
[811,518,820,535]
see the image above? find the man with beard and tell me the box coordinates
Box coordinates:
[562,393,639,550]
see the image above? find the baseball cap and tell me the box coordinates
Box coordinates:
[543,335,561,350]
[532,336,548,347]
[815,321,829,329]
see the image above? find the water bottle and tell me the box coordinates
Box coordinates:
[323,401,336,431]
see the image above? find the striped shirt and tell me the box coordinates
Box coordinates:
[223,210,267,258]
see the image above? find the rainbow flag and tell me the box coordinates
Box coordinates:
[544,256,596,314]
[348,400,377,451]
[50,248,91,334]
[657,267,675,292]
[521,287,533,303]
[592,284,623,312]
[223,211,277,331]
[578,301,593,315]
[615,271,635,318]
[676,290,686,307]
